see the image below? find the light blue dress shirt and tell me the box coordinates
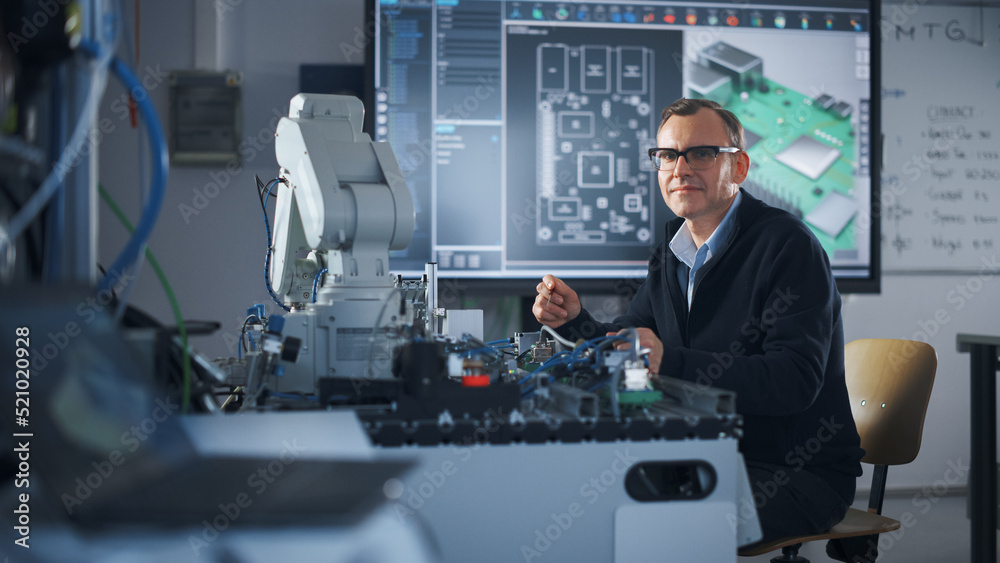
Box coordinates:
[668,190,743,309]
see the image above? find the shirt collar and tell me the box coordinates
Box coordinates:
[668,221,698,269]
[703,189,742,257]
[668,190,743,267]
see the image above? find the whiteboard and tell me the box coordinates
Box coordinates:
[880,3,1000,273]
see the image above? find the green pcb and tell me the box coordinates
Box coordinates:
[617,389,664,410]
[719,78,859,258]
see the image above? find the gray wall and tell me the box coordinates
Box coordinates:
[96,0,998,491]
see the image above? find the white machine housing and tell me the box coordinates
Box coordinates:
[269,94,417,391]
[272,94,414,299]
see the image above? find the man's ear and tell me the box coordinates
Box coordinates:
[731,150,750,184]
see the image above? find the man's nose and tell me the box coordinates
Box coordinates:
[672,154,695,176]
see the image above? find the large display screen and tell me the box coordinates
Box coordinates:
[365,0,880,293]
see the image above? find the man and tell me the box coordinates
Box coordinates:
[533,98,863,547]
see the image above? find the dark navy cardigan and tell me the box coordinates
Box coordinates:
[558,189,863,493]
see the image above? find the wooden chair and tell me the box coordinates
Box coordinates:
[738,339,938,562]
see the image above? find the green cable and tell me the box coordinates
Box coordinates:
[487,296,512,343]
[98,184,191,413]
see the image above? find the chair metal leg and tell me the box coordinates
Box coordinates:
[769,543,810,563]
[827,536,879,562]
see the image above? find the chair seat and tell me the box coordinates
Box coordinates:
[738,508,901,556]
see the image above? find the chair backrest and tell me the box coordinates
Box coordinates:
[844,339,937,466]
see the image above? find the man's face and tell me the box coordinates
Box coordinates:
[655,108,749,228]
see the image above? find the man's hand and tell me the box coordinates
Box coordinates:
[609,327,663,374]
[533,275,581,329]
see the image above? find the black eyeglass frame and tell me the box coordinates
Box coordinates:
[647,145,741,170]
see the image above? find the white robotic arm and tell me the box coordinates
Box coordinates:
[270,94,414,300]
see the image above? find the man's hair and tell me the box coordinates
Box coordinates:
[658,98,745,151]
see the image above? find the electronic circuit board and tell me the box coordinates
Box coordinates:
[688,41,865,259]
[535,43,658,247]
[732,80,860,255]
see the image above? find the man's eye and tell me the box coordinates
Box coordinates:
[691,148,715,159]
[659,151,678,160]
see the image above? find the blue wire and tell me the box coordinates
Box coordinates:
[517,335,627,390]
[464,345,509,357]
[118,6,149,292]
[515,335,630,394]
[568,335,629,365]
[98,57,167,294]
[268,391,318,402]
[517,352,572,385]
[521,375,556,398]
[260,178,290,312]
[263,178,278,208]
[312,268,328,303]
[487,339,511,346]
[8,38,112,243]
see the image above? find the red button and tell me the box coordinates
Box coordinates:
[462,375,491,387]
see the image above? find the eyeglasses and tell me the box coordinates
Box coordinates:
[648,146,741,171]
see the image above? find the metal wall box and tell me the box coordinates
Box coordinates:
[168,70,242,165]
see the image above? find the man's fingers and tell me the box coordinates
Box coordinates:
[608,330,631,349]
[536,280,563,305]
[544,304,567,318]
[534,294,565,318]
[534,275,577,327]
[543,275,564,299]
